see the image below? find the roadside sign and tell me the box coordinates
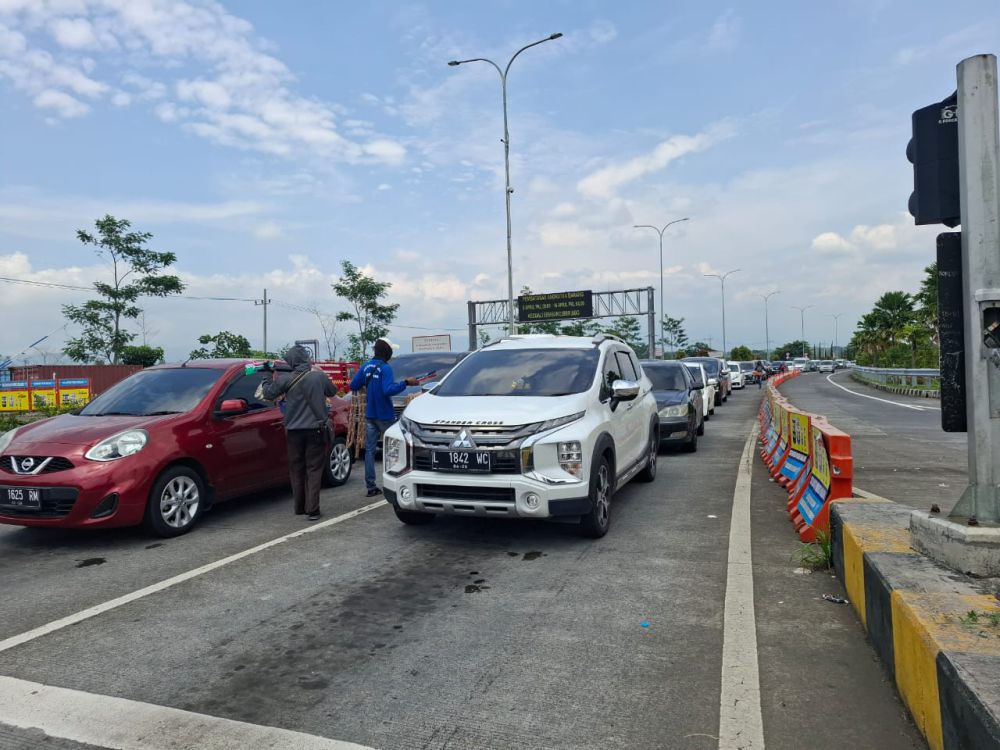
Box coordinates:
[58,378,91,407]
[30,379,57,408]
[0,381,29,411]
[411,334,452,352]
[517,290,593,323]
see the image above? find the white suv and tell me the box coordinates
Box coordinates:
[382,334,660,537]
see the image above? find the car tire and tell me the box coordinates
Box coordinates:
[145,466,206,538]
[637,425,658,483]
[697,417,705,436]
[686,430,699,453]
[579,453,613,538]
[323,436,352,487]
[709,405,716,416]
[394,508,436,525]
[714,391,723,406]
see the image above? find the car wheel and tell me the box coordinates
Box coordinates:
[637,426,658,483]
[714,391,722,406]
[579,453,613,538]
[709,405,716,416]
[394,508,436,525]
[686,430,699,453]
[323,436,352,487]
[697,416,705,436]
[145,466,205,537]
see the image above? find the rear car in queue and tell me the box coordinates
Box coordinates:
[643,360,703,452]
[0,360,351,536]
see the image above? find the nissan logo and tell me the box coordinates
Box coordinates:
[20,457,35,472]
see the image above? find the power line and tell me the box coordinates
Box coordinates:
[0,275,256,302]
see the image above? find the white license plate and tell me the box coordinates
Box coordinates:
[431,451,491,473]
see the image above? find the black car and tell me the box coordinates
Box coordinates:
[389,351,469,417]
[642,361,703,452]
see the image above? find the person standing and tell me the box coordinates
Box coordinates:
[350,339,418,497]
[263,345,339,521]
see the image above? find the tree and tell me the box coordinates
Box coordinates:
[120,345,164,367]
[661,315,689,354]
[689,341,712,356]
[63,215,184,364]
[915,262,939,342]
[305,303,343,360]
[871,291,914,349]
[190,331,252,359]
[772,340,810,361]
[605,316,646,356]
[333,260,399,361]
[729,345,754,361]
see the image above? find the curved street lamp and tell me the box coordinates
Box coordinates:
[634,218,690,358]
[759,291,779,361]
[704,269,740,359]
[448,33,563,335]
[791,305,815,357]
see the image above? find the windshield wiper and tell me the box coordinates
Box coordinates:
[141,410,183,416]
[83,411,138,417]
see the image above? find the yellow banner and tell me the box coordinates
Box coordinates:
[0,390,30,412]
[789,412,810,454]
[811,426,831,487]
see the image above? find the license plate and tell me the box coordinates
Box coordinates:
[431,450,491,473]
[1,487,42,510]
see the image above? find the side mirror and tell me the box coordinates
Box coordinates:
[691,383,704,390]
[421,381,440,393]
[218,398,248,416]
[611,379,640,402]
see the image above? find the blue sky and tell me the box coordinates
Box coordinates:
[1,0,998,361]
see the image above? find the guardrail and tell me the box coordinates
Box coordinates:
[849,365,940,398]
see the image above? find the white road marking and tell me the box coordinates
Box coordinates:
[0,674,377,750]
[825,373,939,411]
[0,500,387,654]
[718,423,765,750]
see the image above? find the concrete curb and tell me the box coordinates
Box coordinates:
[831,499,1000,750]
[850,374,940,399]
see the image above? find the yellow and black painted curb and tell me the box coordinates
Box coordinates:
[831,499,1000,750]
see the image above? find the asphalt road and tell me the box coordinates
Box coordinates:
[778,370,967,513]
[0,386,923,750]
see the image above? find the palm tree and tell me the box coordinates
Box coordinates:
[872,291,915,349]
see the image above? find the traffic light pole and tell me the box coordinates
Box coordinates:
[951,54,1000,523]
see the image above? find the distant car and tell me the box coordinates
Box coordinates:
[682,356,729,405]
[682,362,716,419]
[791,357,809,372]
[644,361,703,452]
[739,361,757,384]
[818,360,835,373]
[728,362,745,389]
[0,360,352,536]
[387,351,469,418]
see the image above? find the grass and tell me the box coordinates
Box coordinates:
[793,529,833,571]
[959,610,1000,628]
[0,403,80,434]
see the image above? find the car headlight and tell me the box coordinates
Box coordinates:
[399,415,413,434]
[557,441,583,477]
[85,429,148,462]
[0,427,19,455]
[536,411,586,433]
[659,405,687,418]
[384,434,409,475]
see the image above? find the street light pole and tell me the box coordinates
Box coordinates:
[791,305,815,357]
[448,33,563,336]
[704,269,740,360]
[831,313,844,356]
[759,291,779,360]
[634,218,690,358]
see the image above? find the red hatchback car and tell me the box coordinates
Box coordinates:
[0,360,352,536]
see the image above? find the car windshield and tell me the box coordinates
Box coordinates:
[390,353,464,381]
[80,368,223,417]
[821,360,834,366]
[682,365,704,386]
[645,366,687,391]
[434,348,599,397]
[686,358,719,376]
[729,364,740,372]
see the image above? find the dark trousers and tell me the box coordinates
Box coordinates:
[286,429,326,514]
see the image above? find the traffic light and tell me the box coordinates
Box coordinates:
[907,92,960,227]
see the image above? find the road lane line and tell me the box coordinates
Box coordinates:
[718,423,765,750]
[0,674,377,750]
[0,500,387,654]
[825,373,939,411]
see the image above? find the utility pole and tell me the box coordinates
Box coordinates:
[254,288,271,355]
[760,291,779,360]
[634,218,691,358]
[831,313,844,355]
[704,269,740,359]
[791,305,814,357]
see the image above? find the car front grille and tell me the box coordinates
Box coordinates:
[415,484,515,504]
[1,456,75,475]
[408,421,537,448]
[412,447,520,474]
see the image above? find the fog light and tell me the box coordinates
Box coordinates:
[90,493,119,519]
[525,492,540,509]
[400,486,412,501]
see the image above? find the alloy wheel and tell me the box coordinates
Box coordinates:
[595,464,610,527]
[160,476,200,529]
[330,442,351,482]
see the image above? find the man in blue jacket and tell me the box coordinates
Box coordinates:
[350,338,418,497]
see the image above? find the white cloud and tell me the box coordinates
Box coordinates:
[811,232,853,252]
[376,183,392,191]
[538,221,595,248]
[33,88,87,117]
[363,139,407,165]
[578,122,735,198]
[254,221,283,241]
[49,17,97,50]
[707,10,741,51]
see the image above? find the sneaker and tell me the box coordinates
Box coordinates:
[294,510,305,516]
[366,488,381,497]
[307,512,321,521]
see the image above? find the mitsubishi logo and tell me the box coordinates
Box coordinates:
[450,429,476,449]
[20,457,35,472]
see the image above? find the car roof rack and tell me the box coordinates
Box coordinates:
[591,333,625,346]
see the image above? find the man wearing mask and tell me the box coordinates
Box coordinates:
[350,339,418,497]
[263,345,339,521]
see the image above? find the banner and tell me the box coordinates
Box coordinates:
[30,379,57,408]
[58,378,91,407]
[789,412,810,454]
[0,381,30,412]
[797,426,832,527]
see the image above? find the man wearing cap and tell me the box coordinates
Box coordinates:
[350,339,418,497]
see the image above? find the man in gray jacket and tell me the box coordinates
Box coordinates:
[262,345,339,520]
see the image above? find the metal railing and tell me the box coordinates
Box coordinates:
[850,365,940,390]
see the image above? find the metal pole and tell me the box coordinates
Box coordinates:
[791,305,814,357]
[254,288,271,355]
[704,269,740,359]
[634,218,690,358]
[832,313,844,355]
[448,34,563,337]
[760,291,778,360]
[951,54,1000,521]
[468,301,478,351]
[647,286,655,359]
